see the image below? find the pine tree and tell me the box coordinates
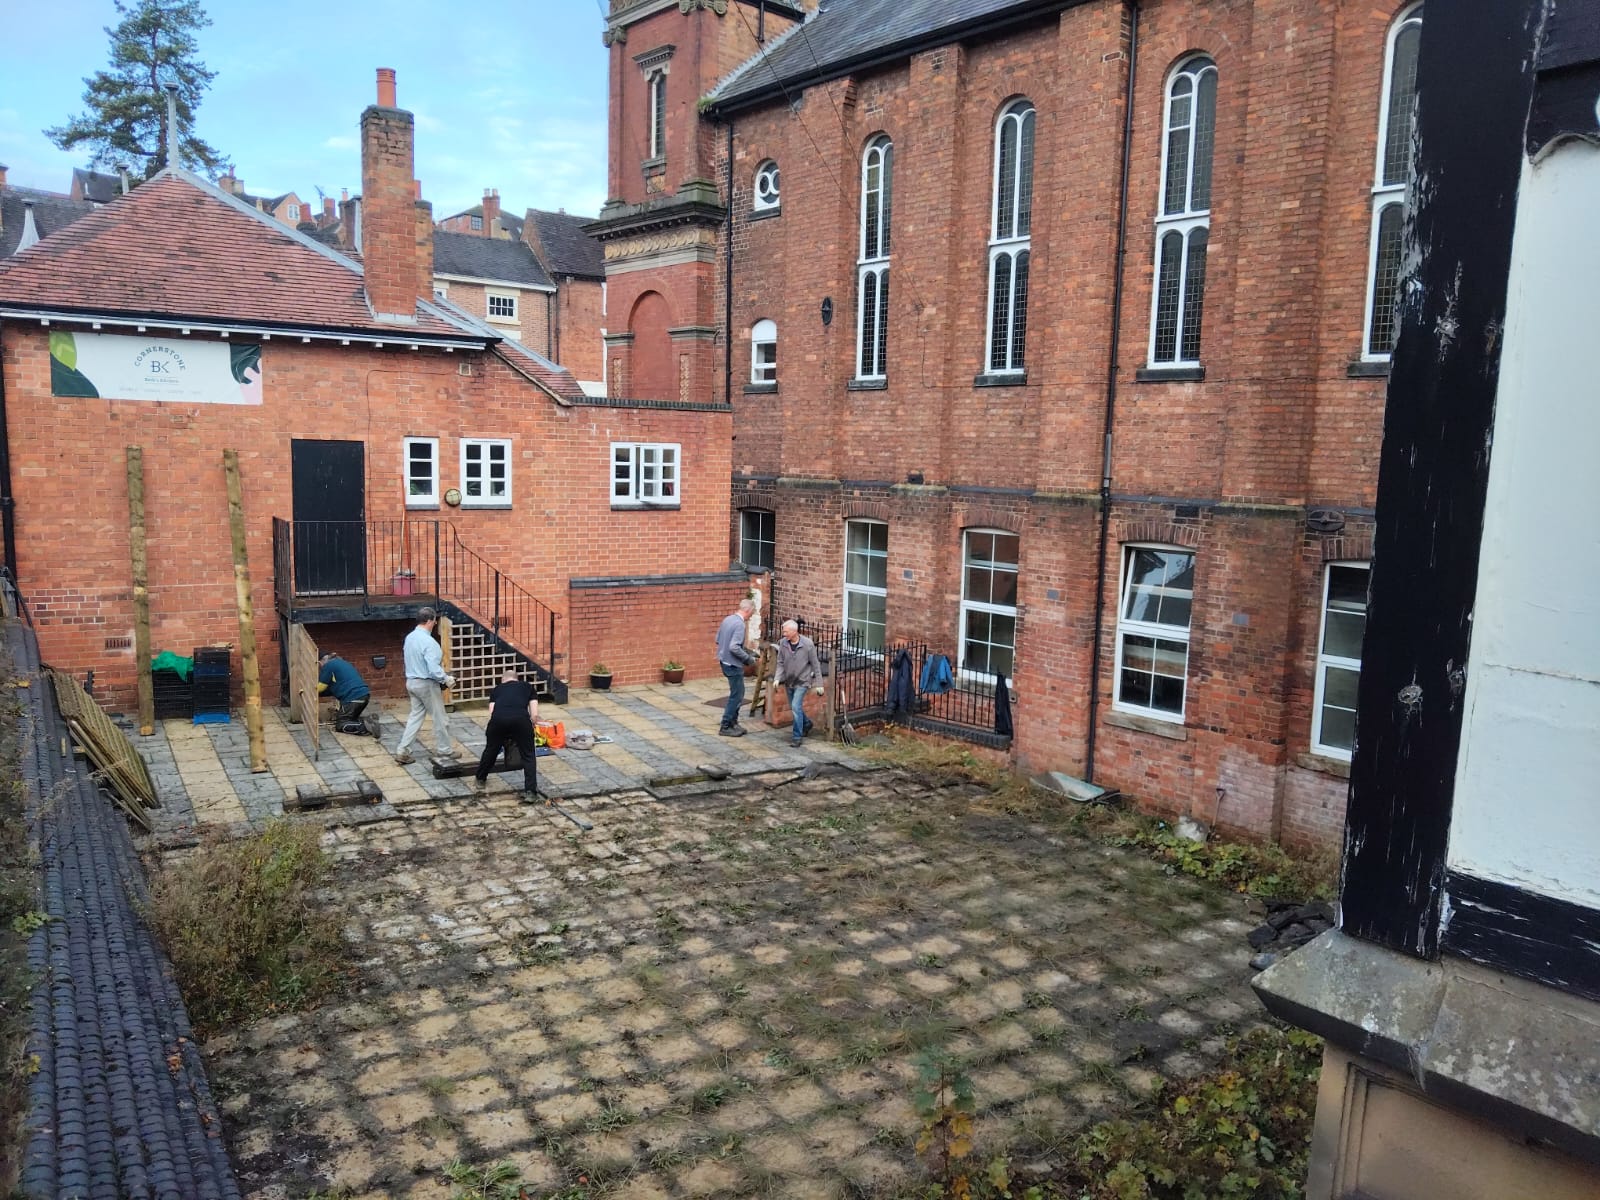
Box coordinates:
[45,0,227,179]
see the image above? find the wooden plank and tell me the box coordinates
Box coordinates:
[439,614,453,706]
[223,450,268,773]
[288,623,321,761]
[126,446,155,736]
[48,669,155,830]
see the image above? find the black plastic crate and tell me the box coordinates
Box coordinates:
[152,668,191,719]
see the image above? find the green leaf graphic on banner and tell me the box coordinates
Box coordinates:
[49,330,77,370]
[49,332,99,398]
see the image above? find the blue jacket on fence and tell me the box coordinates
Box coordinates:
[919,653,954,695]
[888,648,916,717]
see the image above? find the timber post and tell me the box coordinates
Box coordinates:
[126,447,154,735]
[223,449,268,772]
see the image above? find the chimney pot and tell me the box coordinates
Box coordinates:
[0,163,8,189]
[376,67,397,108]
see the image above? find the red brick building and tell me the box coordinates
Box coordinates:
[598,0,1426,847]
[0,69,738,708]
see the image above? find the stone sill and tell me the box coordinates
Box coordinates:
[743,383,778,395]
[749,207,780,222]
[974,372,1028,388]
[1135,365,1206,383]
[1104,709,1187,741]
[460,504,514,512]
[1347,358,1392,378]
[405,502,441,511]
[1295,751,1352,779]
[846,379,888,392]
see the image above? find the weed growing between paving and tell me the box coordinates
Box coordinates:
[859,729,1336,900]
[0,645,37,1195]
[147,820,348,1036]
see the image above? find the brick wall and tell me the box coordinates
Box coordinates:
[553,278,606,384]
[1,327,731,711]
[568,571,748,687]
[434,278,553,357]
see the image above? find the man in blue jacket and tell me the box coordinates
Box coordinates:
[317,652,371,725]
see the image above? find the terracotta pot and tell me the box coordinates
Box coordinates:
[662,668,685,684]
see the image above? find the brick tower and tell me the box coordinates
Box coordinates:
[588,0,804,402]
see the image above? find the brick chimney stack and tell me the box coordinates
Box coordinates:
[361,67,423,320]
[0,164,8,189]
[482,188,500,237]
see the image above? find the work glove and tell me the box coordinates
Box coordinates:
[443,674,455,689]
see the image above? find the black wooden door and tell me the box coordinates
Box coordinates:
[291,440,366,594]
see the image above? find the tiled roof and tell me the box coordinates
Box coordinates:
[525,209,604,280]
[432,229,553,289]
[72,166,121,203]
[706,0,1072,113]
[431,295,585,401]
[0,170,484,342]
[0,186,98,258]
[9,620,242,1200]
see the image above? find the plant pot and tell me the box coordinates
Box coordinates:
[662,668,685,685]
[392,572,417,597]
[589,672,613,691]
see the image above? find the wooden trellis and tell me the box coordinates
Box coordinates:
[288,623,322,760]
[49,669,157,830]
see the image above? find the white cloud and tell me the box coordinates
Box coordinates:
[322,135,357,150]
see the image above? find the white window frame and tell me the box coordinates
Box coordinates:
[287,203,301,222]
[751,319,777,385]
[611,442,680,509]
[486,291,518,323]
[985,100,1035,376]
[855,135,892,382]
[470,214,483,231]
[842,518,888,655]
[459,437,512,508]
[1362,5,1424,362]
[433,283,449,301]
[1113,544,1196,722]
[1312,561,1370,760]
[754,160,780,211]
[740,509,775,571]
[403,436,439,508]
[1147,56,1217,369]
[958,529,1020,682]
[647,67,668,161]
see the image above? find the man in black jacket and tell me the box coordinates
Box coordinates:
[474,670,539,800]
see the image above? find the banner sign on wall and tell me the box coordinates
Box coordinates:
[49,331,263,404]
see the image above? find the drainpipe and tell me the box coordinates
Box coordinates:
[1086,0,1139,783]
[0,330,17,579]
[724,118,735,408]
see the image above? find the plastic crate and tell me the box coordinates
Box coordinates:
[152,668,192,719]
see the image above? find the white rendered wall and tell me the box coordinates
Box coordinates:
[1447,140,1600,908]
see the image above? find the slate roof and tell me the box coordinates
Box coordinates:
[525,209,605,280]
[0,186,98,258]
[706,0,1074,113]
[432,229,554,289]
[71,167,121,203]
[9,619,242,1200]
[0,170,484,341]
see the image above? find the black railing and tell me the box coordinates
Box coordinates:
[272,519,562,685]
[794,619,1011,745]
[0,565,33,627]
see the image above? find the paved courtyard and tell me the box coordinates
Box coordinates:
[140,678,852,833]
[199,759,1262,1199]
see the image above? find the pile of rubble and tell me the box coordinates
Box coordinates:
[1247,899,1335,970]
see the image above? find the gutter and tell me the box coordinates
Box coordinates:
[0,306,489,352]
[0,325,16,579]
[724,118,735,409]
[1085,0,1140,783]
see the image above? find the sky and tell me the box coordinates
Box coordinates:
[0,0,611,219]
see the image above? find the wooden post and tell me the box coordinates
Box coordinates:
[438,614,453,707]
[823,662,838,743]
[223,450,268,772]
[126,447,155,735]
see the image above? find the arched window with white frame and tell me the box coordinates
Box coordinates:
[1114,544,1196,720]
[856,135,892,381]
[753,160,780,212]
[986,99,1035,375]
[647,68,668,161]
[1148,56,1216,368]
[960,529,1020,681]
[751,319,777,385]
[1362,5,1424,360]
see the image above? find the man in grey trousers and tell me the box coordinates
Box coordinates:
[396,607,457,764]
[716,598,755,736]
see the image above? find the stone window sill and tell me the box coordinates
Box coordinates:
[743,383,778,395]
[460,503,514,512]
[642,156,666,176]
[749,207,780,222]
[1135,365,1206,383]
[1296,751,1352,779]
[1104,709,1188,741]
[405,502,441,511]
[974,372,1028,388]
[847,379,888,392]
[1347,359,1391,378]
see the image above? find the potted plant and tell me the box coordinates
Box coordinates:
[392,566,417,597]
[589,662,613,691]
[661,659,685,685]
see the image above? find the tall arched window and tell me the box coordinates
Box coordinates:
[648,68,668,161]
[1363,5,1424,360]
[751,319,777,384]
[856,135,892,381]
[1149,56,1216,368]
[986,99,1035,374]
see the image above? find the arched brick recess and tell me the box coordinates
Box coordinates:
[1319,533,1374,562]
[1116,519,1202,548]
[841,499,891,522]
[957,506,1022,534]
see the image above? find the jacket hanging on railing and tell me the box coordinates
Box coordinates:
[919,652,954,695]
[993,672,1014,737]
[888,647,916,718]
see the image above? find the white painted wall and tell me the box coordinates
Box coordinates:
[1448,141,1600,908]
